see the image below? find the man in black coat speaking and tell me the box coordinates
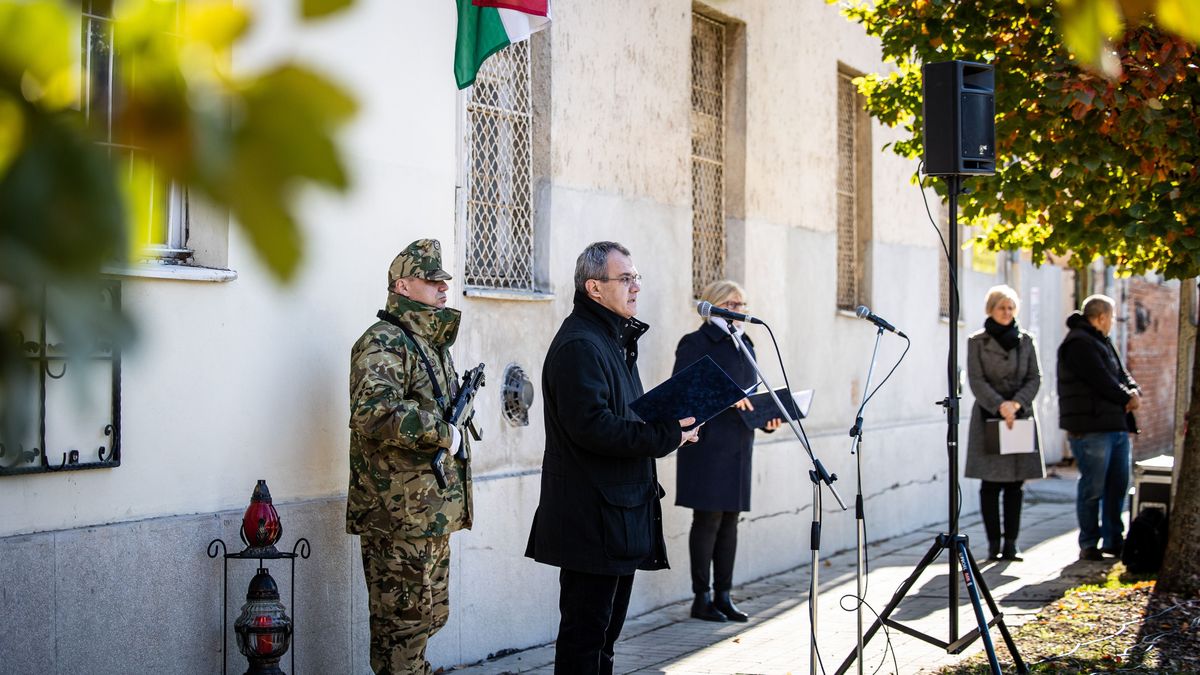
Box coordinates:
[525,241,700,674]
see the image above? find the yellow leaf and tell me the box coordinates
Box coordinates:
[0,1,77,109]
[1058,0,1125,76]
[0,92,24,176]
[301,0,354,20]
[1156,0,1200,43]
[184,2,250,51]
[1146,97,1163,109]
[121,155,170,256]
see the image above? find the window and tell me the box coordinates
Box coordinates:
[460,40,536,292]
[938,201,962,319]
[690,12,726,298]
[836,69,872,311]
[82,0,189,262]
[0,283,122,477]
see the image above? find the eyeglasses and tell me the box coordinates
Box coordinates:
[721,301,748,311]
[596,273,643,287]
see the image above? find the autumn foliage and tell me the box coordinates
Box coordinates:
[841,0,1200,278]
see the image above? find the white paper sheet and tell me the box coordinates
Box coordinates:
[997,418,1036,454]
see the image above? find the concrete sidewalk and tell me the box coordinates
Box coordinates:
[449,469,1112,674]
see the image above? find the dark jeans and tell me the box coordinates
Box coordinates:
[689,510,739,594]
[979,480,1024,543]
[1070,431,1131,550]
[554,569,634,675]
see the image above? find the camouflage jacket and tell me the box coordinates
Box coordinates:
[346,293,473,538]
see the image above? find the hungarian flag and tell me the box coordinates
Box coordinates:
[454,0,551,89]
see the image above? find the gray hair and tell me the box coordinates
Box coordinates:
[574,241,631,293]
[1081,294,1115,320]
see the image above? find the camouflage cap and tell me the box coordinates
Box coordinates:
[388,239,453,285]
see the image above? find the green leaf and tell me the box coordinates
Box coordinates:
[301,0,354,20]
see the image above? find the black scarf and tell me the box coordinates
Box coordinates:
[984,316,1020,351]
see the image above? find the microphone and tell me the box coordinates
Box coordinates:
[697,301,764,325]
[855,305,906,338]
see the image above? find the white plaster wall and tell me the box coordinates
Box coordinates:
[0,0,463,537]
[0,0,1077,669]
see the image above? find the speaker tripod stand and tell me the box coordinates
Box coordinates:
[835,174,1026,675]
[835,531,1025,674]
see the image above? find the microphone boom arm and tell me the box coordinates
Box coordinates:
[724,322,847,511]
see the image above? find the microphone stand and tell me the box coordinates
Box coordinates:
[846,325,885,675]
[722,321,846,675]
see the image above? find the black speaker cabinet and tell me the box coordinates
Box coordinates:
[922,60,995,176]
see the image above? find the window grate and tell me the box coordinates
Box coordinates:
[836,71,859,311]
[938,201,961,319]
[691,12,726,298]
[463,40,535,291]
[0,283,122,477]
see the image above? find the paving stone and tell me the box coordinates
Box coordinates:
[452,474,1096,674]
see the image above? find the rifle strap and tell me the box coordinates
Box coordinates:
[376,310,451,413]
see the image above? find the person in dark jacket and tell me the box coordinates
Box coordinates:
[525,241,699,675]
[1057,294,1141,562]
[964,285,1045,563]
[673,280,780,623]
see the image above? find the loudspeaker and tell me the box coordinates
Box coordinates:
[922,60,995,176]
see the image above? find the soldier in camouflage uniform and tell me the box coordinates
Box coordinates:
[347,239,473,675]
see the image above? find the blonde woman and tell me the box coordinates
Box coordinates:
[965,284,1046,561]
[673,280,781,622]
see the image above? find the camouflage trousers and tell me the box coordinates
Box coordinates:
[360,532,452,675]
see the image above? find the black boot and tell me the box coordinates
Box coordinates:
[1001,482,1024,561]
[980,482,1002,560]
[1001,538,1023,561]
[713,591,748,622]
[690,592,727,622]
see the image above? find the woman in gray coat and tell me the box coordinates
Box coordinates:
[965,284,1046,561]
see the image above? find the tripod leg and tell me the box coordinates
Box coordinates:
[835,538,946,675]
[964,545,1029,674]
[955,539,1002,675]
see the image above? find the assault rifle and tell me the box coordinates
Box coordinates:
[431,363,486,489]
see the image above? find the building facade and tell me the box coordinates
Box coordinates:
[1,1,1081,672]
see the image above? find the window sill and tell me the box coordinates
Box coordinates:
[102,262,238,283]
[463,288,554,302]
[836,308,861,319]
[939,315,966,327]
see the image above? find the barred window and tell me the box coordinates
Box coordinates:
[461,41,535,291]
[691,12,726,298]
[938,201,962,319]
[836,69,871,311]
[83,0,189,261]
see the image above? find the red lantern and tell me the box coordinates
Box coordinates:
[241,479,282,552]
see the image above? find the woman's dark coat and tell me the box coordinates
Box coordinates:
[524,292,681,576]
[1056,312,1139,433]
[673,321,760,512]
[964,328,1047,482]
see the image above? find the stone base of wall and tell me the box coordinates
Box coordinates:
[0,497,370,675]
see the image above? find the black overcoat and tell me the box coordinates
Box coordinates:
[524,292,681,576]
[1057,312,1139,433]
[672,321,760,512]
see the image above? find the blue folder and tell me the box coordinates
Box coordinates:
[738,388,813,430]
[630,355,746,427]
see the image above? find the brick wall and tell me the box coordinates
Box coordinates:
[1125,278,1179,460]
